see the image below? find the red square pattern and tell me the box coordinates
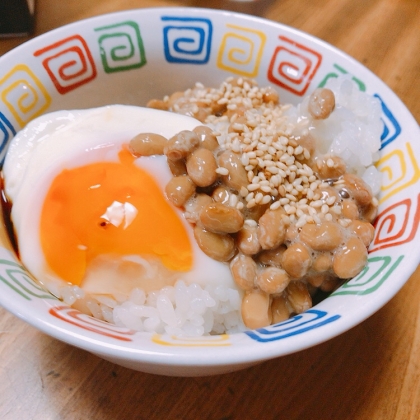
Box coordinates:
[34,35,97,94]
[267,36,322,96]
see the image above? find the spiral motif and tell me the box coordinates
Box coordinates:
[49,306,135,341]
[162,16,212,64]
[369,195,420,252]
[95,21,146,73]
[373,93,402,150]
[0,259,56,300]
[34,35,97,94]
[331,255,404,296]
[217,24,266,77]
[268,35,322,96]
[376,142,420,204]
[0,112,16,163]
[318,63,366,92]
[245,309,340,343]
[0,64,51,127]
[152,333,231,347]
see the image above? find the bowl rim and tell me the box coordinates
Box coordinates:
[0,6,419,370]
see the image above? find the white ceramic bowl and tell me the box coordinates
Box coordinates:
[0,7,419,376]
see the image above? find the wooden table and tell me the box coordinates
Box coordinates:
[0,1,419,419]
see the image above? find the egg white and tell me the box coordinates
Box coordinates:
[3,105,237,296]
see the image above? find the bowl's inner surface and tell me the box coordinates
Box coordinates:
[0,7,419,371]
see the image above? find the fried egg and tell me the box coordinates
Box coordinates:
[3,105,236,297]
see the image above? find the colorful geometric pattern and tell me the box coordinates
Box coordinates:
[370,195,420,252]
[376,142,420,204]
[49,306,135,341]
[95,21,146,73]
[152,333,231,347]
[217,24,266,77]
[374,93,402,149]
[267,35,322,96]
[318,63,366,91]
[0,64,51,127]
[0,112,16,163]
[330,255,404,296]
[34,35,97,94]
[161,16,212,64]
[0,259,56,301]
[245,309,340,343]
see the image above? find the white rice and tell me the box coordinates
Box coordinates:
[285,75,383,196]
[55,281,246,336]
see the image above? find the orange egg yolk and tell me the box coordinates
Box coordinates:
[40,148,193,286]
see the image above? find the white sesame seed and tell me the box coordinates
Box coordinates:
[260,185,272,193]
[310,200,323,208]
[244,219,257,227]
[326,196,337,205]
[241,153,250,166]
[294,145,303,155]
[331,205,342,215]
[267,166,279,174]
[270,201,281,210]
[295,215,307,228]
[246,192,255,202]
[229,194,238,207]
[247,199,256,208]
[261,195,272,205]
[247,183,260,192]
[215,167,229,175]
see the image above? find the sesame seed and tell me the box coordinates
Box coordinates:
[295,215,307,228]
[310,200,323,208]
[244,219,258,227]
[229,194,238,207]
[246,192,255,202]
[294,145,303,155]
[240,186,249,197]
[270,201,281,210]
[260,185,272,193]
[247,183,260,192]
[215,167,229,175]
[255,192,263,203]
[247,199,256,208]
[261,195,272,205]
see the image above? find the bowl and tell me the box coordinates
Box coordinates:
[0,7,419,377]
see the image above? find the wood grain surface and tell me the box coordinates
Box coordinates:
[0,0,419,419]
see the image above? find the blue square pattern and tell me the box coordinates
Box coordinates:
[0,112,16,165]
[374,93,402,149]
[161,16,212,64]
[245,309,341,343]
